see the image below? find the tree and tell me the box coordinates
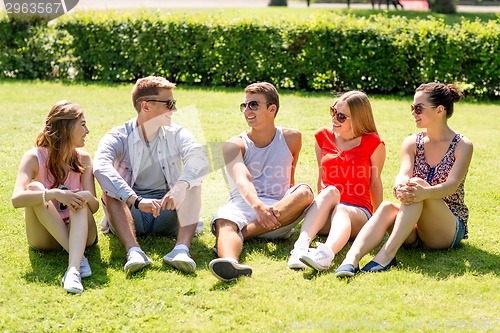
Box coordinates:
[268,0,288,6]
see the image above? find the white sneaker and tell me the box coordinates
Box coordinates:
[80,256,92,278]
[299,242,335,271]
[209,258,252,282]
[62,268,83,294]
[124,250,151,274]
[287,240,310,269]
[163,248,196,273]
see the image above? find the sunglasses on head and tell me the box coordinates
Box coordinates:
[240,100,272,112]
[147,99,177,110]
[329,105,350,123]
[59,184,69,211]
[411,103,435,115]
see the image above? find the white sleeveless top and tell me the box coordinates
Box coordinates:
[228,127,293,202]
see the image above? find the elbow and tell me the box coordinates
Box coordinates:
[11,196,21,209]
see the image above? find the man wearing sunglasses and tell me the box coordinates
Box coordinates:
[209,82,314,281]
[94,76,209,275]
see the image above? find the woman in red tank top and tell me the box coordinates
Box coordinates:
[288,91,386,271]
[12,101,99,293]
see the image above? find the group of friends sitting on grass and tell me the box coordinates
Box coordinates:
[11,77,473,293]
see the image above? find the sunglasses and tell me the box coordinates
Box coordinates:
[59,184,69,211]
[411,103,434,115]
[240,100,272,112]
[147,99,177,110]
[329,106,351,123]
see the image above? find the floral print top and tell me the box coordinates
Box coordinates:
[413,131,469,238]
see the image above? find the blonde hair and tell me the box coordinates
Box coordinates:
[332,91,378,137]
[132,76,176,112]
[36,100,85,188]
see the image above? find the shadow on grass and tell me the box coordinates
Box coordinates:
[104,231,213,274]
[24,243,109,288]
[396,242,500,278]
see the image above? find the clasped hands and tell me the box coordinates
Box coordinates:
[136,182,188,218]
[255,203,281,230]
[395,178,425,205]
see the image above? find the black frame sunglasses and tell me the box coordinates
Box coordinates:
[240,100,273,113]
[329,106,350,123]
[147,99,177,110]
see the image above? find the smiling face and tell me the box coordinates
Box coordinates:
[241,93,274,128]
[412,91,438,128]
[70,114,89,148]
[331,101,354,138]
[143,88,177,127]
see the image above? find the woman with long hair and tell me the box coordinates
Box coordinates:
[287,91,386,271]
[12,100,98,293]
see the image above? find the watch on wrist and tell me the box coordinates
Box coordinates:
[134,196,143,209]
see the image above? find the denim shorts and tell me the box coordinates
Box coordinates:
[338,202,372,220]
[448,217,466,250]
[409,216,465,250]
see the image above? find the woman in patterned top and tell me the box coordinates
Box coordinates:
[12,101,99,293]
[335,82,473,277]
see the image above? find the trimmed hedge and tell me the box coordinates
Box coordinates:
[1,12,498,97]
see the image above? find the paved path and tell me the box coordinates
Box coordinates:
[77,0,499,13]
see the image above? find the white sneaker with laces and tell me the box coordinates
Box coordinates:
[163,248,196,273]
[80,256,92,278]
[287,240,310,269]
[124,250,151,274]
[62,268,83,294]
[299,242,335,271]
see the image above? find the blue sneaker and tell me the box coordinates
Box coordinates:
[335,264,359,277]
[361,258,397,272]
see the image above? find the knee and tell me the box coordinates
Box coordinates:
[409,177,429,187]
[294,184,314,204]
[320,186,340,202]
[378,201,399,214]
[214,219,238,235]
[26,181,45,191]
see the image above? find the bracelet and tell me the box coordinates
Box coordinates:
[42,189,48,206]
[134,196,143,209]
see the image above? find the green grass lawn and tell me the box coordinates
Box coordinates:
[0,80,499,332]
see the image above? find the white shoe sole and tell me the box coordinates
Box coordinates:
[124,261,150,274]
[287,258,307,269]
[163,257,196,273]
[299,255,330,271]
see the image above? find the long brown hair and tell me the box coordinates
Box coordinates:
[36,100,85,188]
[333,90,378,137]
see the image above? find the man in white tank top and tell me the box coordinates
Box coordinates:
[209,82,314,281]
